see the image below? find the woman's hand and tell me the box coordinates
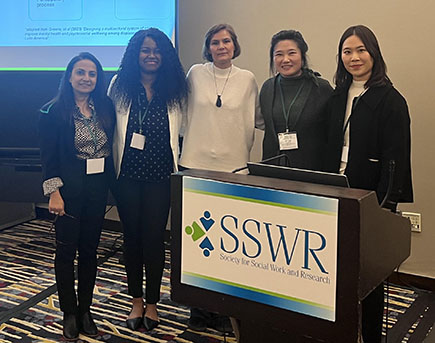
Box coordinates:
[49,190,65,216]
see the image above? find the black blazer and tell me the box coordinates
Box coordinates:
[39,100,115,199]
[323,84,413,204]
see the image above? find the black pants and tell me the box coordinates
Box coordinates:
[55,173,108,315]
[362,283,384,343]
[114,177,170,304]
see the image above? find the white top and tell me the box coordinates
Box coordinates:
[179,62,261,172]
[340,80,367,174]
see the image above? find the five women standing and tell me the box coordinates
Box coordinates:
[39,23,413,342]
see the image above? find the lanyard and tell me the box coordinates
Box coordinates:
[278,77,304,132]
[342,89,367,135]
[81,106,98,154]
[138,95,153,134]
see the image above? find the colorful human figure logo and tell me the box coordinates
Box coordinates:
[185,210,215,257]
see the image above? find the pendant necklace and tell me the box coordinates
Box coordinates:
[213,64,232,108]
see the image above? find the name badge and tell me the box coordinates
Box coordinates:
[131,132,146,150]
[278,131,298,150]
[341,145,349,163]
[87,157,105,175]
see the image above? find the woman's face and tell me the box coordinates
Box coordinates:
[69,59,97,97]
[139,36,162,74]
[273,39,303,78]
[341,34,374,81]
[208,29,235,69]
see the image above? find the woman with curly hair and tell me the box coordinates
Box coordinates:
[108,28,188,331]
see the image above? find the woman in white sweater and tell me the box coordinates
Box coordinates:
[179,23,261,333]
[179,23,262,173]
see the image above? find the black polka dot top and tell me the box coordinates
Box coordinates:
[120,86,173,182]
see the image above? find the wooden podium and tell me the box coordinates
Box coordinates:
[170,169,411,343]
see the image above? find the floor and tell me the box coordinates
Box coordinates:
[1,219,434,342]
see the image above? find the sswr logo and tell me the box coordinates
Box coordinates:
[185,210,215,257]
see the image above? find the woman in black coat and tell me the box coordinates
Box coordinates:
[323,25,413,343]
[260,30,333,170]
[39,52,115,341]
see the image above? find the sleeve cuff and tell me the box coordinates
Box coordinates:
[43,177,64,197]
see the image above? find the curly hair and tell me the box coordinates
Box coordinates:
[111,28,188,109]
[335,25,391,90]
[46,52,112,130]
[269,30,309,75]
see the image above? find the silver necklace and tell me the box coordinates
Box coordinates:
[213,64,232,108]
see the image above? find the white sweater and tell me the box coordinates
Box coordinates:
[179,62,260,172]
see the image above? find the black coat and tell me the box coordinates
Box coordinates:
[38,100,115,199]
[260,73,332,170]
[323,83,413,204]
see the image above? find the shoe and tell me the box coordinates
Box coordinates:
[209,315,233,333]
[79,311,98,337]
[187,316,207,331]
[126,304,145,331]
[126,314,143,330]
[144,316,159,331]
[63,313,79,341]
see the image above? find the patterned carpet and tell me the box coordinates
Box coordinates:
[0,220,433,342]
[383,283,435,342]
[0,220,235,343]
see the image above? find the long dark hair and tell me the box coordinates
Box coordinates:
[111,28,188,109]
[43,52,113,130]
[269,30,309,75]
[334,25,391,90]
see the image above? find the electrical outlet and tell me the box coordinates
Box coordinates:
[401,212,422,232]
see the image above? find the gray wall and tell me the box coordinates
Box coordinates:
[178,0,435,278]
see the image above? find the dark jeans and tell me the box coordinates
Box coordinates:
[55,173,108,315]
[114,176,170,304]
[362,283,384,343]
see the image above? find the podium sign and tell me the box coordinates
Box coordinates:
[181,176,339,321]
[171,169,411,342]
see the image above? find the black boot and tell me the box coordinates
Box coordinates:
[79,311,98,337]
[63,313,79,341]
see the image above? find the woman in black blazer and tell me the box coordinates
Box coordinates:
[323,25,413,343]
[39,52,115,341]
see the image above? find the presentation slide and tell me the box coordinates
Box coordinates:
[0,0,176,70]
